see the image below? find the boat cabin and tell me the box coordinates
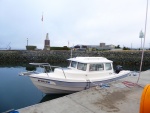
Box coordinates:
[68,57,113,72]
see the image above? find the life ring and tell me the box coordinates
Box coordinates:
[140,84,150,113]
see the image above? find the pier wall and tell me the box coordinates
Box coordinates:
[0,50,150,65]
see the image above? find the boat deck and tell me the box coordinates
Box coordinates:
[18,70,150,113]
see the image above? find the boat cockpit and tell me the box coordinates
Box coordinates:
[68,60,113,73]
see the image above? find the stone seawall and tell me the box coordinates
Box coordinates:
[0,50,150,65]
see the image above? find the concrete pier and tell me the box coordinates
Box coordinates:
[18,70,150,113]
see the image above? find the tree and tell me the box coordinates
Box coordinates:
[115,45,120,48]
[123,47,130,50]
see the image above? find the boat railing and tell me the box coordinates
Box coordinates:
[19,71,39,76]
[29,63,66,78]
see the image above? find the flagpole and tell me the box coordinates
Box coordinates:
[137,0,149,83]
[41,12,44,49]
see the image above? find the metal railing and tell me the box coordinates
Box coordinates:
[29,63,66,78]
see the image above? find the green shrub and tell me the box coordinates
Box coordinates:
[50,46,70,50]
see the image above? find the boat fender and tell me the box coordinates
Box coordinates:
[140,84,150,113]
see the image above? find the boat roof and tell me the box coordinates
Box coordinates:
[67,57,112,63]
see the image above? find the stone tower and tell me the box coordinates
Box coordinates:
[44,33,50,50]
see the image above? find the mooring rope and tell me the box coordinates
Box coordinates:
[137,0,149,83]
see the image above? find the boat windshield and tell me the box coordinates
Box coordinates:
[70,61,77,68]
[77,63,87,71]
[105,63,112,70]
[89,63,104,71]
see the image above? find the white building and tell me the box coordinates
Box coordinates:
[73,43,115,51]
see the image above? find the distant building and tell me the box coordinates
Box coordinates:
[73,43,115,51]
[44,33,50,50]
[73,45,87,51]
[100,43,105,47]
[99,43,115,50]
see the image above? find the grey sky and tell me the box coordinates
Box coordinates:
[0,0,149,49]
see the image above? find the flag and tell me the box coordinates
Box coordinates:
[41,14,43,21]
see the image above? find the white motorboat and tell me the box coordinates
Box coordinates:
[20,57,130,94]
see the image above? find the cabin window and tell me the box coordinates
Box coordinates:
[71,61,77,68]
[105,63,112,70]
[77,63,87,71]
[89,64,104,71]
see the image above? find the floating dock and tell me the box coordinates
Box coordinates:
[18,70,150,113]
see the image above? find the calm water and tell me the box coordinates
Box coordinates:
[0,66,67,112]
[0,64,149,112]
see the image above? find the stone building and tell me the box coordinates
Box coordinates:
[100,43,105,47]
[73,43,115,51]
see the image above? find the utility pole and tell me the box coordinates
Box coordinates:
[68,41,69,47]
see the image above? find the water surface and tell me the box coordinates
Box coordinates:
[0,66,67,112]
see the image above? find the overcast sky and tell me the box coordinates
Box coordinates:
[0,0,150,49]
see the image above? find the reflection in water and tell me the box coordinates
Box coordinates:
[26,65,36,71]
[40,94,69,103]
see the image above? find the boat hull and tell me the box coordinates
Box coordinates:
[30,77,86,94]
[29,71,130,94]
